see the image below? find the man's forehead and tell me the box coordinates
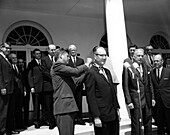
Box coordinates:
[154,55,162,60]
[134,49,144,55]
[49,44,56,49]
[4,43,10,47]
[147,46,153,49]
[96,47,106,54]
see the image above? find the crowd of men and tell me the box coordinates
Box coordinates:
[0,41,170,135]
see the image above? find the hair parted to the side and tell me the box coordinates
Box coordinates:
[0,42,11,47]
[54,48,68,61]
[32,48,41,54]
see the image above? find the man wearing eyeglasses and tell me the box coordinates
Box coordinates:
[85,46,120,135]
[0,42,15,135]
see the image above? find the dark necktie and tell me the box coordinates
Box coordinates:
[149,55,153,65]
[73,57,76,67]
[157,69,160,80]
[38,60,41,65]
[13,64,19,75]
[137,65,143,78]
[99,67,108,81]
[51,56,54,63]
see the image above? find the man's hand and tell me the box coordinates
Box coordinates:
[117,109,121,121]
[152,100,156,106]
[85,58,93,68]
[1,89,7,95]
[31,88,35,93]
[127,103,134,109]
[94,117,102,127]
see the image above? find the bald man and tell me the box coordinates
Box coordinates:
[41,44,58,129]
[67,44,85,125]
[150,54,170,135]
[122,48,155,135]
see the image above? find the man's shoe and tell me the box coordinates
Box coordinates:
[6,130,20,135]
[34,122,40,129]
[49,123,56,130]
[41,120,50,126]
[15,127,27,132]
[75,118,86,125]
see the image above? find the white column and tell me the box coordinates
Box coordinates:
[105,0,130,121]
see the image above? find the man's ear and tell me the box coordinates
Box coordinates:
[59,54,63,59]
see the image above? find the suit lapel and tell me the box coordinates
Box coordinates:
[141,64,148,82]
[159,68,165,82]
[153,69,160,84]
[131,66,142,81]
[105,69,111,84]
[94,66,110,83]
[69,57,76,67]
[47,56,53,66]
[0,54,12,67]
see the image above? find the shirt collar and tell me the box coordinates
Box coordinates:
[0,52,6,59]
[35,59,39,64]
[158,66,163,71]
[93,63,103,69]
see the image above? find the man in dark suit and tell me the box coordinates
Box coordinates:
[17,58,30,127]
[123,44,138,64]
[51,48,89,135]
[27,48,43,129]
[41,44,59,129]
[0,42,15,135]
[6,53,25,133]
[150,54,170,135]
[143,45,154,72]
[85,46,120,135]
[68,44,85,125]
[122,48,155,135]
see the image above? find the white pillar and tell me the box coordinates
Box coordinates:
[105,0,130,121]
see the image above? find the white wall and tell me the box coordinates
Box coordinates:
[126,21,170,47]
[0,9,170,59]
[1,8,170,120]
[0,9,105,60]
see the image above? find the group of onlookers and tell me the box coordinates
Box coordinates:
[0,41,170,135]
[123,44,170,135]
[0,42,88,135]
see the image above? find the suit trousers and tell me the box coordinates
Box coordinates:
[6,86,24,131]
[130,104,152,135]
[14,89,24,129]
[156,97,170,135]
[23,89,30,126]
[75,85,83,117]
[32,92,43,123]
[94,118,119,135]
[55,113,76,135]
[42,91,55,125]
[0,94,10,133]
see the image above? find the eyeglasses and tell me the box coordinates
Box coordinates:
[95,53,107,57]
[11,57,17,59]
